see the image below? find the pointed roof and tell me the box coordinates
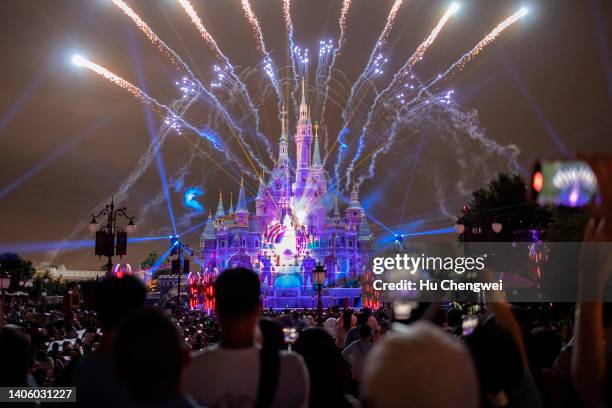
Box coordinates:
[215,190,225,218]
[298,78,308,124]
[312,122,322,166]
[256,174,266,200]
[203,211,216,239]
[358,216,372,240]
[280,107,288,144]
[348,183,362,210]
[235,177,248,214]
[228,192,234,214]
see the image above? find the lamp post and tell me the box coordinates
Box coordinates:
[0,271,11,328]
[169,236,191,318]
[313,264,326,326]
[89,198,136,277]
[41,291,47,313]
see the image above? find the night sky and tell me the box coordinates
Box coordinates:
[0,0,611,269]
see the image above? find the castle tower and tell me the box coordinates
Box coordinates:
[266,107,293,225]
[346,183,364,227]
[294,78,313,200]
[234,177,249,226]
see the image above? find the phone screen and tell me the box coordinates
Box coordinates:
[282,327,298,344]
[532,160,599,207]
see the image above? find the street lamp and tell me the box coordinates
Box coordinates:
[90,198,136,277]
[313,264,326,326]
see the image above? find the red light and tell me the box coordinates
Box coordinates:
[532,171,543,192]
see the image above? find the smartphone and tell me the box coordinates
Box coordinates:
[282,327,298,344]
[461,315,478,336]
[532,160,599,207]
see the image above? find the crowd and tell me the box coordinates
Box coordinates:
[0,216,611,407]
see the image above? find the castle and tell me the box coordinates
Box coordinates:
[199,81,373,294]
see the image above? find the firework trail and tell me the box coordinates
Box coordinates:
[314,40,333,113]
[333,0,402,183]
[421,7,528,96]
[112,0,268,171]
[110,0,181,66]
[319,0,352,135]
[241,0,283,107]
[73,55,268,174]
[50,96,195,262]
[342,0,402,122]
[282,0,300,111]
[176,0,272,157]
[344,2,459,189]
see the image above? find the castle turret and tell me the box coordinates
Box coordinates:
[270,108,292,216]
[294,78,313,200]
[214,191,225,219]
[235,178,249,226]
[228,192,234,215]
[346,183,364,226]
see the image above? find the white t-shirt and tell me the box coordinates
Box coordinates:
[184,345,309,408]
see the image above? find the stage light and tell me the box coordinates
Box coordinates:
[449,2,460,14]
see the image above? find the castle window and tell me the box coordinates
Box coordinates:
[221,241,225,248]
[255,240,259,247]
[348,240,353,248]
[242,239,246,247]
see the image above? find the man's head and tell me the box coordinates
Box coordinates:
[94,275,146,332]
[362,321,479,408]
[359,324,372,340]
[215,268,261,322]
[0,327,32,386]
[114,308,187,401]
[356,312,368,326]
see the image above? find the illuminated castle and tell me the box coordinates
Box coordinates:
[199,81,373,292]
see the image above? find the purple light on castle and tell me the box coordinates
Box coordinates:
[199,80,373,307]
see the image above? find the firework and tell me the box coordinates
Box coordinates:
[408,2,460,67]
[343,2,459,188]
[425,7,528,93]
[177,0,272,156]
[110,0,181,67]
[241,0,283,108]
[334,0,403,182]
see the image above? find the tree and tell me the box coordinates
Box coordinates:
[457,173,551,242]
[0,252,35,292]
[141,250,160,270]
[457,172,588,242]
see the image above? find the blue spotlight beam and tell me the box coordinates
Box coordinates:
[126,29,178,235]
[375,226,455,246]
[0,68,49,137]
[0,235,169,254]
[0,116,114,200]
[399,133,425,225]
[178,219,209,237]
[148,243,176,275]
[501,55,570,158]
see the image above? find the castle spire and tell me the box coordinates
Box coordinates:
[333,195,340,217]
[215,190,225,218]
[299,77,308,124]
[235,177,248,214]
[203,210,216,239]
[256,173,266,200]
[312,122,322,166]
[348,182,362,210]
[228,191,234,214]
